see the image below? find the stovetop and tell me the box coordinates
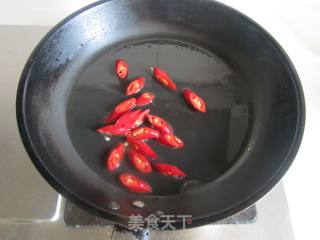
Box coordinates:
[63,200,256,227]
[0,25,294,240]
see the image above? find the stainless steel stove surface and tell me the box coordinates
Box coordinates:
[0,26,294,240]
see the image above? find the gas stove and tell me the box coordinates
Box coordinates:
[0,25,294,240]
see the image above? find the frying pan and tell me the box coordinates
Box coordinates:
[16,0,305,228]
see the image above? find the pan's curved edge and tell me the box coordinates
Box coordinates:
[16,0,305,228]
[185,0,306,228]
[15,0,130,227]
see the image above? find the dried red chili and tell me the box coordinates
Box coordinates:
[182,88,206,113]
[136,92,155,106]
[151,67,177,91]
[146,114,173,134]
[127,127,160,141]
[128,148,152,174]
[157,134,184,148]
[127,138,158,159]
[119,173,152,193]
[126,77,145,96]
[105,97,136,123]
[115,59,128,79]
[154,163,187,178]
[106,143,125,171]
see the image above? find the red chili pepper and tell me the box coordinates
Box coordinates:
[119,173,152,193]
[127,127,160,140]
[115,59,128,79]
[151,67,177,91]
[127,138,158,159]
[128,148,152,174]
[154,163,187,178]
[146,114,173,134]
[97,124,129,135]
[157,134,184,148]
[182,88,206,113]
[106,143,125,171]
[127,109,150,129]
[126,77,145,96]
[105,98,136,123]
[115,109,142,128]
[136,92,155,106]
[114,109,150,132]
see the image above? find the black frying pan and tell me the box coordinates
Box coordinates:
[16,0,305,228]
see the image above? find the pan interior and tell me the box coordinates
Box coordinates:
[66,38,250,196]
